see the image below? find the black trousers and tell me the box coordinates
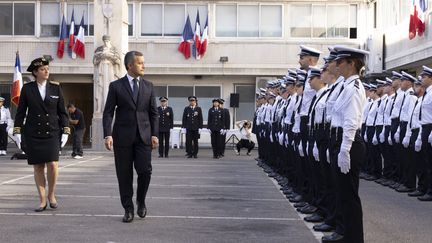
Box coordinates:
[72,128,85,156]
[158,131,170,157]
[0,124,7,150]
[366,126,382,177]
[236,139,255,153]
[186,129,199,156]
[332,129,365,243]
[381,125,393,179]
[421,124,432,194]
[221,134,227,155]
[411,128,429,192]
[210,130,222,157]
[113,131,152,212]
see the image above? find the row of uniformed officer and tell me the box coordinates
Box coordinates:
[359,66,432,202]
[254,45,370,243]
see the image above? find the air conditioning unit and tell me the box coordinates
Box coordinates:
[365,29,384,73]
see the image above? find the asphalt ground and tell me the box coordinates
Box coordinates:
[0,147,431,243]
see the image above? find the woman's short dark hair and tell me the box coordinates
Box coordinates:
[124,51,143,71]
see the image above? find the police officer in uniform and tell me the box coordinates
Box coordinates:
[182,96,203,158]
[218,98,230,157]
[208,99,224,158]
[157,96,173,158]
[0,97,12,155]
[13,57,70,212]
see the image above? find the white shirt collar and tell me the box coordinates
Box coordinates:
[426,85,432,93]
[315,86,327,97]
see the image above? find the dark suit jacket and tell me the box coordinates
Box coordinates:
[158,106,173,132]
[182,106,203,131]
[14,81,69,138]
[207,107,224,131]
[103,75,159,147]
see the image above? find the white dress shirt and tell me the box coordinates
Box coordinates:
[37,80,47,100]
[399,87,417,122]
[420,85,432,125]
[390,88,405,119]
[384,93,395,126]
[284,93,298,125]
[375,94,388,126]
[309,86,329,125]
[325,76,344,123]
[299,79,317,116]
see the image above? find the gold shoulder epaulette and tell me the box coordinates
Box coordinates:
[50,81,60,85]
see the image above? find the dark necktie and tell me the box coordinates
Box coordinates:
[307,95,317,117]
[132,78,139,102]
[398,93,407,117]
[419,91,426,121]
[389,93,398,115]
[410,99,419,126]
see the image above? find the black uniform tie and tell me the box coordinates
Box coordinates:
[132,78,139,103]
[419,91,426,121]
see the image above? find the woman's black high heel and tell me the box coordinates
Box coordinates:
[35,204,47,212]
[49,201,58,209]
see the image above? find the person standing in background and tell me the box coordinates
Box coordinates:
[0,97,12,155]
[218,98,230,157]
[67,103,86,159]
[158,96,173,158]
[182,96,203,158]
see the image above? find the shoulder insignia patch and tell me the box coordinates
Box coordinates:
[354,79,360,89]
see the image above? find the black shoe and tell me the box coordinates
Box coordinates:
[313,223,334,232]
[418,193,432,201]
[289,195,303,203]
[382,180,395,187]
[322,232,344,242]
[213,156,219,159]
[293,202,308,208]
[304,213,323,223]
[395,185,415,193]
[122,211,134,223]
[49,201,58,209]
[193,155,197,158]
[408,190,426,197]
[137,203,147,218]
[299,205,317,214]
[158,155,163,158]
[365,175,378,181]
[187,155,193,158]
[390,182,401,189]
[165,155,169,158]
[35,204,47,212]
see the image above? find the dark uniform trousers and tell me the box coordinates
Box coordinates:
[210,131,222,157]
[158,132,170,157]
[388,118,401,181]
[365,126,382,178]
[0,123,7,150]
[398,121,410,186]
[381,125,393,179]
[299,116,313,203]
[406,128,426,190]
[421,124,432,195]
[186,130,199,156]
[331,128,365,243]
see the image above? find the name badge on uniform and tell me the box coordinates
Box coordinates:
[194,111,198,116]
[50,95,59,99]
[166,112,170,116]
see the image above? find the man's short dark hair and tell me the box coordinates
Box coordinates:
[67,103,75,109]
[124,51,144,71]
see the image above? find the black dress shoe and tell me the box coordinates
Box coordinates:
[395,185,415,193]
[289,195,303,203]
[49,202,58,209]
[165,155,169,158]
[193,155,198,158]
[390,182,401,189]
[187,155,193,158]
[299,205,317,214]
[158,155,163,158]
[418,193,432,201]
[304,213,323,223]
[382,180,395,187]
[313,223,334,232]
[35,204,47,212]
[408,190,426,197]
[137,204,147,218]
[322,232,344,242]
[294,202,308,208]
[122,211,134,223]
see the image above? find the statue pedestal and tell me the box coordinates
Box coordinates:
[91,114,105,151]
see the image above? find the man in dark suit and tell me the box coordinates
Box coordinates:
[103,51,159,223]
[218,98,230,157]
[157,96,173,158]
[182,96,203,158]
[208,99,224,158]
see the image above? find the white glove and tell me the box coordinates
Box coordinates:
[270,133,273,143]
[61,134,69,148]
[394,131,400,143]
[278,132,284,146]
[429,132,432,145]
[379,131,385,143]
[326,149,330,163]
[372,134,378,145]
[402,136,410,148]
[298,141,304,157]
[312,142,319,161]
[338,149,351,174]
[388,134,393,145]
[415,139,422,152]
[285,134,289,147]
[363,133,368,142]
[14,134,21,150]
[305,142,309,156]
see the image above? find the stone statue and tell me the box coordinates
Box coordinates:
[93,35,121,114]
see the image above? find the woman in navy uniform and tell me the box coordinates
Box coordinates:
[13,57,70,212]
[158,96,173,158]
[207,99,224,158]
[182,96,203,158]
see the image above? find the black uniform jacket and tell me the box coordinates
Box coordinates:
[182,106,203,131]
[158,106,174,132]
[14,81,69,138]
[207,107,224,131]
[103,75,159,147]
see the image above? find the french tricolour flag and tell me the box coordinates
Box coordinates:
[73,15,86,59]
[193,10,201,60]
[199,16,208,58]
[11,52,23,106]
[178,15,194,59]
[56,15,68,58]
